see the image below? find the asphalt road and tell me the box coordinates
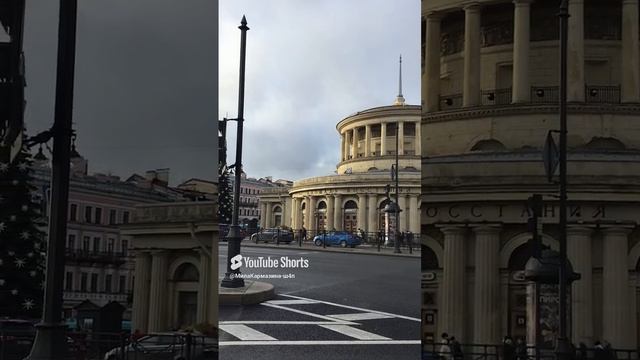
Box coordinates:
[218,244,421,360]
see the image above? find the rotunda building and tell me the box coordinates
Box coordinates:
[421,0,640,349]
[259,91,422,239]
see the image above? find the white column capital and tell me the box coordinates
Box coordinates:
[439,225,467,236]
[601,226,633,236]
[462,2,481,12]
[513,0,534,6]
[472,224,502,236]
[566,225,593,236]
[425,11,444,21]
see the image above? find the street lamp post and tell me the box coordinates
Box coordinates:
[557,0,571,357]
[221,16,249,288]
[393,121,401,254]
[27,1,77,359]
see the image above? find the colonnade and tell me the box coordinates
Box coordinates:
[423,0,640,112]
[431,224,635,348]
[340,121,421,161]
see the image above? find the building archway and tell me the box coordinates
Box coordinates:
[317,201,327,231]
[301,202,306,229]
[273,205,283,227]
[171,261,200,329]
[342,200,358,232]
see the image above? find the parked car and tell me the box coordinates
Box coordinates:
[313,231,361,248]
[0,319,36,360]
[104,333,217,360]
[251,228,293,244]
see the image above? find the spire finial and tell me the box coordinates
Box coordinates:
[394,55,405,106]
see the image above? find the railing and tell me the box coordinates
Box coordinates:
[248,228,421,253]
[585,85,621,104]
[422,342,639,360]
[481,88,513,106]
[530,86,560,104]
[63,291,130,304]
[440,94,464,110]
[0,330,217,360]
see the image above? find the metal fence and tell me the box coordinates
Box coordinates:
[585,85,621,104]
[422,342,639,360]
[440,93,464,110]
[248,228,421,253]
[481,88,513,106]
[530,86,560,104]
[0,330,217,360]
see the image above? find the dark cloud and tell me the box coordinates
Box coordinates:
[23,0,218,185]
[219,0,420,182]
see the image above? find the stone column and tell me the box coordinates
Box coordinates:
[265,202,272,228]
[132,251,151,333]
[425,13,442,112]
[209,233,218,324]
[398,194,407,232]
[333,194,343,231]
[340,134,345,161]
[259,202,266,228]
[367,195,378,234]
[409,195,420,234]
[568,0,585,102]
[440,226,467,342]
[415,121,421,156]
[344,131,351,160]
[472,225,501,344]
[326,196,335,230]
[357,194,367,232]
[622,0,640,102]
[147,251,168,332]
[365,125,372,157]
[197,250,210,323]
[463,3,481,107]
[601,227,633,348]
[380,123,387,155]
[512,0,532,103]
[398,122,405,155]
[351,129,358,158]
[567,226,593,345]
[291,198,299,229]
[308,196,317,232]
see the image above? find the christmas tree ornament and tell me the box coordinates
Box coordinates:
[17,162,28,171]
[0,279,4,285]
[27,252,34,258]
[21,205,28,212]
[14,258,26,268]
[21,231,30,240]
[0,163,8,172]
[0,222,5,232]
[22,299,34,310]
[8,250,14,256]
[9,215,16,221]
[11,289,18,295]
[29,270,36,277]
[12,179,19,186]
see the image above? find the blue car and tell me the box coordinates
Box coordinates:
[313,231,361,248]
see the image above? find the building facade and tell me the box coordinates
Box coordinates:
[421,0,640,349]
[229,173,290,224]
[260,91,422,238]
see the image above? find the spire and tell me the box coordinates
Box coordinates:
[394,55,405,106]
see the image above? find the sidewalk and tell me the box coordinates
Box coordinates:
[236,239,420,258]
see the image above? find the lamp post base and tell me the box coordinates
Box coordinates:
[221,273,245,288]
[24,322,70,360]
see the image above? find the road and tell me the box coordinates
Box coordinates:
[218,243,421,360]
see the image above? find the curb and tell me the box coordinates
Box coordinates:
[238,241,420,258]
[219,280,276,306]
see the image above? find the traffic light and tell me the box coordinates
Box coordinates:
[0,0,26,164]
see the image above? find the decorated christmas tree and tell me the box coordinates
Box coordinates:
[0,136,46,319]
[218,163,233,224]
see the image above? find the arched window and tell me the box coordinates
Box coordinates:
[174,263,199,282]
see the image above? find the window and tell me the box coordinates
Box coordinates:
[94,207,102,224]
[123,211,130,224]
[70,204,77,221]
[90,274,98,292]
[105,274,112,293]
[68,234,75,250]
[93,237,101,252]
[121,240,128,256]
[119,275,126,293]
[85,206,92,223]
[65,272,73,291]
[109,209,117,225]
[80,273,88,291]
[107,238,114,253]
[82,237,90,252]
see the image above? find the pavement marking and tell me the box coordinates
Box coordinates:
[318,324,391,340]
[280,294,421,322]
[261,303,359,325]
[327,312,395,321]
[266,299,320,305]
[220,321,356,325]
[219,324,277,341]
[219,340,422,346]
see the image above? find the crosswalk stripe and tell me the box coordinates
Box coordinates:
[318,324,391,340]
[220,340,421,346]
[266,299,320,305]
[219,324,277,341]
[327,312,395,321]
[261,303,359,325]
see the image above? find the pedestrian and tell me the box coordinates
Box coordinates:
[450,336,463,360]
[302,227,307,242]
[503,336,516,360]
[516,337,527,360]
[399,231,405,247]
[439,333,451,360]
[406,231,414,246]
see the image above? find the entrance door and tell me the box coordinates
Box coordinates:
[177,291,198,328]
[509,285,528,341]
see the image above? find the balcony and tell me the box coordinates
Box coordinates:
[65,249,128,265]
[63,290,130,305]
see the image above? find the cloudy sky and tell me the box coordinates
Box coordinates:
[21,1,217,185]
[219,0,420,182]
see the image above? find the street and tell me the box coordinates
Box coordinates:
[218,244,421,360]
